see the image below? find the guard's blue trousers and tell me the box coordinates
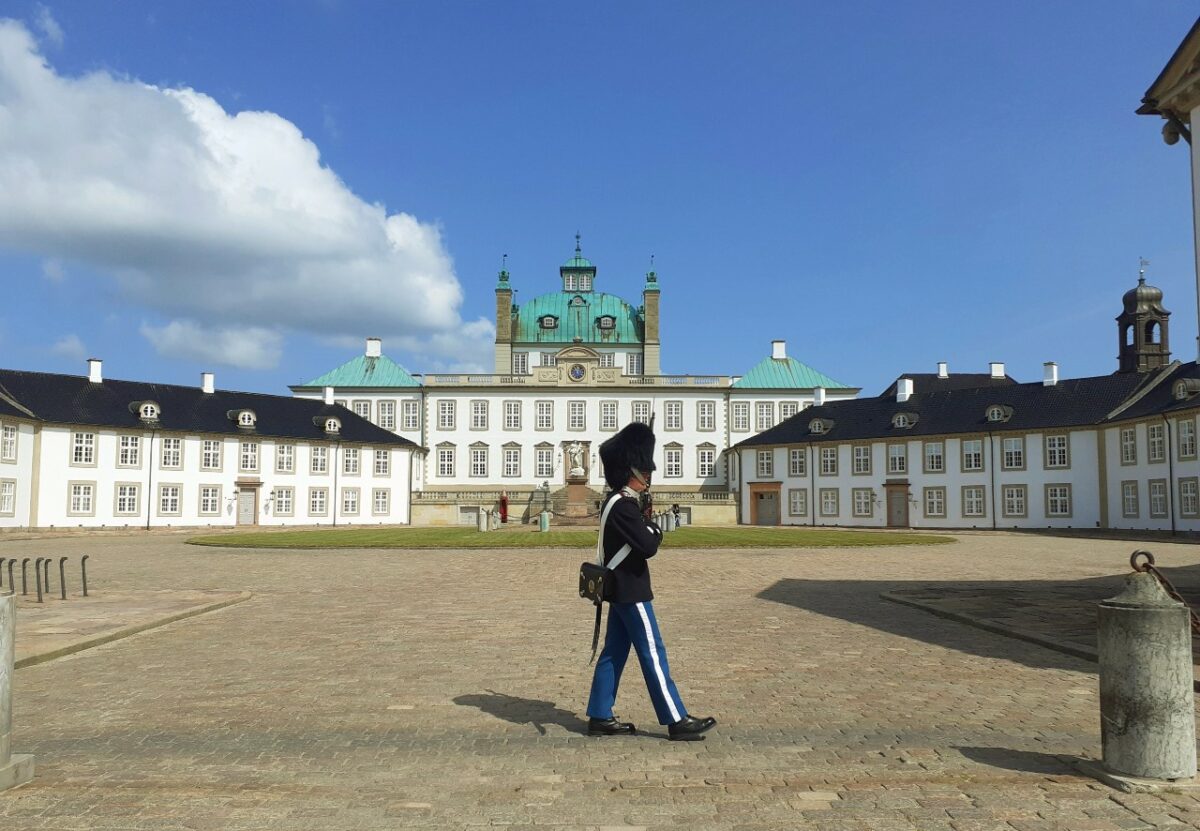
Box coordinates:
[586,600,688,725]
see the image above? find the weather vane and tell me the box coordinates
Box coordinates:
[1139,257,1150,283]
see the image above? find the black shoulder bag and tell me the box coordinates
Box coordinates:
[578,493,633,663]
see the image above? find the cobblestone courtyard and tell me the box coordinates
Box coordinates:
[3,531,1200,830]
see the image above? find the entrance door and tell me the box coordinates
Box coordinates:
[756,491,779,526]
[237,489,257,526]
[886,487,909,528]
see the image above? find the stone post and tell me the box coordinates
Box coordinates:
[476,508,488,532]
[0,593,35,791]
[1097,571,1196,782]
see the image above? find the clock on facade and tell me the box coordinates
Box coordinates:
[569,364,586,381]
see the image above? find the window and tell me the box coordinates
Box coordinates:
[118,435,141,467]
[756,450,773,478]
[438,400,456,430]
[438,447,456,477]
[698,447,716,478]
[1149,423,1166,463]
[309,487,328,516]
[324,417,340,435]
[0,425,15,462]
[274,487,293,517]
[852,445,871,475]
[342,488,360,516]
[756,402,774,432]
[665,448,683,477]
[888,444,906,474]
[504,401,521,430]
[470,447,488,477]
[697,401,715,431]
[820,447,837,476]
[72,432,96,465]
[373,488,390,515]
[1150,479,1168,519]
[665,401,683,431]
[158,484,181,516]
[1046,484,1072,518]
[402,400,420,431]
[732,403,750,432]
[378,401,396,430]
[536,447,554,478]
[598,316,615,330]
[780,402,799,421]
[115,484,139,516]
[853,488,873,517]
[1182,478,1200,518]
[202,440,222,471]
[343,447,360,475]
[374,449,390,476]
[924,487,946,518]
[237,410,256,428]
[961,439,983,472]
[512,352,529,375]
[1120,428,1137,465]
[788,488,808,517]
[599,352,615,368]
[962,486,986,518]
[471,400,488,430]
[601,401,618,431]
[139,402,159,421]
[276,444,295,474]
[353,401,371,421]
[540,315,559,330]
[820,488,839,517]
[923,442,944,473]
[311,446,328,474]
[540,352,557,367]
[503,447,520,477]
[68,482,94,515]
[1179,419,1197,459]
[1045,435,1069,469]
[627,353,642,376]
[0,480,15,516]
[892,414,910,429]
[1122,481,1139,518]
[536,401,554,431]
[1002,437,1024,470]
[790,448,807,477]
[199,486,220,516]
[240,441,259,473]
[161,437,181,469]
[632,401,652,425]
[564,274,577,291]
[1002,485,1027,518]
[987,406,1005,423]
[568,401,586,431]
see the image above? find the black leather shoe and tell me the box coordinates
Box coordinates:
[668,715,716,741]
[587,717,636,736]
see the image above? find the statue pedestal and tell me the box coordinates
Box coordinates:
[561,483,596,520]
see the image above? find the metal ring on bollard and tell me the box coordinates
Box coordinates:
[1130,550,1156,572]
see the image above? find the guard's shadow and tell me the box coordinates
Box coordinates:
[453,690,589,735]
[955,745,1087,775]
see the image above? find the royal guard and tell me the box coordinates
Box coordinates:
[499,490,508,524]
[585,422,716,741]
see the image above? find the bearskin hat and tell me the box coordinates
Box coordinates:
[599,421,657,490]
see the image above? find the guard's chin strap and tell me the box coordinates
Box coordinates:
[630,467,651,488]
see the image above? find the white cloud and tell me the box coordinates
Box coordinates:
[140,320,283,370]
[33,5,62,48]
[0,20,487,371]
[50,333,85,360]
[41,257,65,281]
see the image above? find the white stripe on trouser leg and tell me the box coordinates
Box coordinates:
[636,602,681,723]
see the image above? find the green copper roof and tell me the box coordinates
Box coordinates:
[562,254,594,269]
[514,291,643,344]
[732,356,850,389]
[302,354,420,388]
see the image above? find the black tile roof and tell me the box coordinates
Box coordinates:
[0,369,418,447]
[1106,361,1200,421]
[736,371,1156,448]
[879,373,1017,397]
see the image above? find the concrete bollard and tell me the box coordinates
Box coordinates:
[538,511,550,532]
[1097,571,1197,782]
[664,512,675,532]
[476,508,488,532]
[0,593,35,791]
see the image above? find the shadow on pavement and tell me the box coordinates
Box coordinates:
[954,745,1084,775]
[453,690,589,735]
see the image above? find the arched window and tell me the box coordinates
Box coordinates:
[139,402,159,421]
[809,420,825,434]
[1145,320,1159,344]
[893,414,910,429]
[238,411,256,428]
[325,417,341,434]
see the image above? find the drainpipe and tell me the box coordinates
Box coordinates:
[144,428,157,531]
[332,441,341,527]
[1164,414,1177,535]
[988,430,997,530]
[809,441,815,527]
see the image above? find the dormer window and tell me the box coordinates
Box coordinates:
[133,401,160,422]
[1174,379,1200,400]
[579,275,592,292]
[893,414,909,428]
[229,409,257,429]
[324,417,341,435]
[985,405,1012,423]
[570,295,585,307]
[540,315,559,330]
[597,315,616,330]
[809,418,833,435]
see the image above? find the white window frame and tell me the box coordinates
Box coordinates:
[274,486,294,517]
[961,439,983,472]
[372,488,390,516]
[512,352,529,375]
[311,445,328,475]
[780,401,800,421]
[600,401,618,432]
[470,446,488,478]
[756,449,773,479]
[1180,419,1197,459]
[1002,437,1025,470]
[158,484,182,517]
[665,401,683,431]
[535,447,554,478]
[820,446,837,476]
[309,487,329,517]
[438,447,456,478]
[67,481,96,516]
[1002,485,1027,518]
[0,424,16,462]
[343,447,360,475]
[374,449,390,476]
[114,483,140,517]
[1046,484,1072,518]
[664,447,683,478]
[1045,434,1069,469]
[962,485,986,518]
[568,401,586,431]
[471,400,488,430]
[72,432,96,466]
[732,402,750,432]
[503,447,520,478]
[697,401,716,432]
[536,401,554,431]
[887,444,907,474]
[923,441,944,474]
[402,400,420,431]
[756,402,774,432]
[1148,423,1166,463]
[160,437,182,470]
[504,400,522,430]
[1121,481,1139,518]
[342,487,360,516]
[199,485,221,517]
[632,401,651,425]
[240,441,259,473]
[117,435,141,468]
[1120,428,1137,465]
[923,487,946,518]
[852,488,873,518]
[626,352,642,376]
[438,400,456,431]
[819,488,839,517]
[0,479,14,516]
[1149,479,1168,519]
[788,488,808,517]
[852,445,871,475]
[698,447,716,478]
[378,400,396,431]
[352,400,371,422]
[790,448,807,477]
[202,439,223,472]
[276,443,295,474]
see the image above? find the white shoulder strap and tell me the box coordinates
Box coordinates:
[596,492,633,570]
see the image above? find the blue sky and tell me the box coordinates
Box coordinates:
[0,1,1197,396]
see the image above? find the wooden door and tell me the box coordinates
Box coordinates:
[237,489,257,525]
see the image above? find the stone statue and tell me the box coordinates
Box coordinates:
[567,442,586,478]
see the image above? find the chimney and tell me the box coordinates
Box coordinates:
[366,337,382,358]
[201,372,215,394]
[896,377,914,403]
[87,358,102,384]
[771,340,786,360]
[937,361,949,379]
[323,386,335,405]
[1043,361,1059,387]
[813,387,826,406]
[989,361,1005,379]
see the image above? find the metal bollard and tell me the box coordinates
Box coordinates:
[58,558,67,601]
[81,555,89,597]
[1096,552,1197,782]
[18,559,27,596]
[42,559,51,597]
[0,557,4,589]
[33,559,43,604]
[0,592,36,789]
[538,511,550,532]
[4,561,12,595]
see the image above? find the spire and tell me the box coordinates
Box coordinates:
[1139,256,1149,285]
[496,253,511,290]
[644,253,659,291]
[575,231,582,257]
